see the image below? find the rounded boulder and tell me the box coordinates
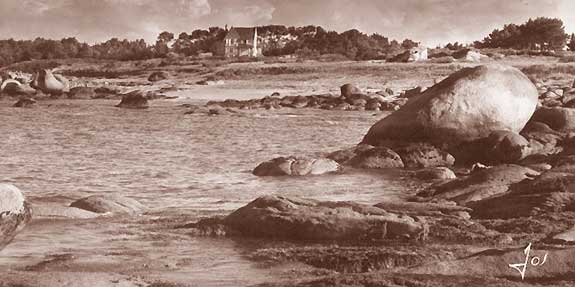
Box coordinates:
[361,65,538,148]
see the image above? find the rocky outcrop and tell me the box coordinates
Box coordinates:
[1,184,32,251]
[470,159,575,219]
[221,196,428,242]
[393,143,455,168]
[116,91,149,109]
[418,164,540,205]
[70,195,146,215]
[362,65,538,148]
[450,131,531,165]
[253,157,342,176]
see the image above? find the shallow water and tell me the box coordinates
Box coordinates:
[0,99,422,286]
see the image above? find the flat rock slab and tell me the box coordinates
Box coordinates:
[222,196,428,242]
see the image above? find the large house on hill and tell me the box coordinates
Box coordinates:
[223,27,262,58]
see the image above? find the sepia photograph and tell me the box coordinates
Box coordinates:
[2,0,575,286]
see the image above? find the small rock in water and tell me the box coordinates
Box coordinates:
[116,90,149,109]
[148,71,168,82]
[253,157,342,176]
[70,195,146,215]
[13,98,37,108]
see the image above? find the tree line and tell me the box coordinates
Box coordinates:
[474,17,573,51]
[1,19,574,67]
[0,25,419,66]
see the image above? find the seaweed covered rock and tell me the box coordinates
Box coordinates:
[362,65,538,148]
[223,196,428,242]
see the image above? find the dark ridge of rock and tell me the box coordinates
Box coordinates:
[115,90,149,109]
[450,131,530,165]
[393,143,455,168]
[70,195,146,215]
[251,246,455,273]
[418,164,540,205]
[374,200,468,218]
[0,184,32,251]
[531,107,575,132]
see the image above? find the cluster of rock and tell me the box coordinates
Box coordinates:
[204,84,412,112]
[536,79,575,108]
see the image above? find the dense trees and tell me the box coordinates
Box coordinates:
[0,25,417,67]
[569,33,575,52]
[476,17,568,50]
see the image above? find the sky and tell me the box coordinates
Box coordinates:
[0,0,574,46]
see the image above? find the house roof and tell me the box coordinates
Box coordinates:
[225,27,255,41]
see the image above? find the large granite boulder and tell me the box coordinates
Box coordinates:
[223,196,428,242]
[70,195,146,215]
[116,91,149,109]
[1,184,32,251]
[253,157,342,176]
[33,69,69,95]
[361,65,538,148]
